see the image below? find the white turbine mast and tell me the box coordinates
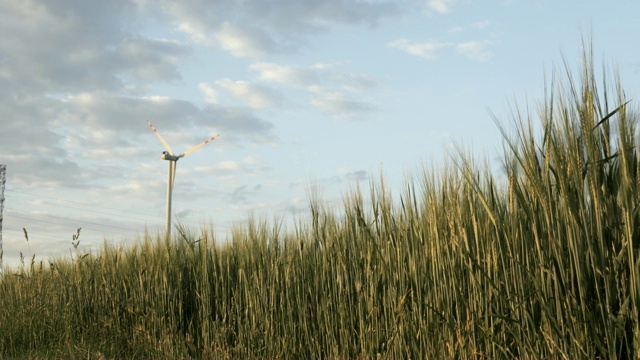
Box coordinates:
[147,120,219,238]
[0,164,5,274]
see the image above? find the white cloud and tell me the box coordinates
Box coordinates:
[194,158,271,177]
[218,160,241,171]
[388,39,450,60]
[176,21,212,45]
[59,91,277,156]
[426,0,456,13]
[0,1,289,194]
[243,156,258,165]
[149,0,407,58]
[198,82,218,104]
[216,22,286,58]
[449,20,490,33]
[389,37,494,62]
[117,38,189,82]
[248,61,380,119]
[250,62,379,92]
[471,20,490,29]
[456,40,493,61]
[215,79,280,109]
[0,1,189,94]
[310,91,375,119]
[249,62,319,87]
[338,73,380,91]
[142,95,172,103]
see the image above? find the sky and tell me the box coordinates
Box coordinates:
[1,0,640,269]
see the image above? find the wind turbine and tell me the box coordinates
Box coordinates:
[147,120,220,238]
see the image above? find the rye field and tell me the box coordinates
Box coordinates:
[1,47,639,359]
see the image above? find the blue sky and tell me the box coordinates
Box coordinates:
[1,0,640,268]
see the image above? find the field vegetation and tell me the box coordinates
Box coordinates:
[1,43,639,358]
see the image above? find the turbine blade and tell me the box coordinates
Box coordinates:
[178,134,220,158]
[147,120,174,155]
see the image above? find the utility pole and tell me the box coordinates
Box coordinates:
[0,164,6,274]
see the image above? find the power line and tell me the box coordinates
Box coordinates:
[5,188,161,221]
[5,208,157,235]
[4,187,252,244]
[4,188,241,228]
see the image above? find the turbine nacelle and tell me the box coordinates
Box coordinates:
[161,151,181,161]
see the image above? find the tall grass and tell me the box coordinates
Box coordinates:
[1,44,639,358]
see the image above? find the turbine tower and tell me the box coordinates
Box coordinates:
[147,121,219,238]
[0,164,6,273]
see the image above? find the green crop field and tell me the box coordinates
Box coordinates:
[1,43,639,359]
